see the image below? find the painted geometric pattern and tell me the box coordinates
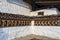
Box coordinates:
[0,13,60,27]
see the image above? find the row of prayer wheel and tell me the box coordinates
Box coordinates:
[0,20,59,27]
[34,20,58,26]
[0,20,31,27]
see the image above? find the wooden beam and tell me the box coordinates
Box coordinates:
[35,1,60,4]
[23,0,32,4]
[35,1,60,5]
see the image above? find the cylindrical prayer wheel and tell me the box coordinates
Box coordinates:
[2,20,6,27]
[14,20,17,26]
[7,20,11,27]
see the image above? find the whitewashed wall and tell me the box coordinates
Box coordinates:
[0,27,32,40]
[0,26,60,40]
[0,0,32,16]
[33,26,60,39]
[31,8,59,16]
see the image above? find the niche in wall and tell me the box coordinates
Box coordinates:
[38,12,44,16]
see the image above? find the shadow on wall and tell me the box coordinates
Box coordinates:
[6,0,31,9]
[0,28,9,40]
[11,34,60,40]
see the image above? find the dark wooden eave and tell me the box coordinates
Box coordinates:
[23,0,32,4]
[35,1,60,5]
[23,0,60,5]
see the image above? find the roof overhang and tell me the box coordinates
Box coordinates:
[35,1,60,5]
[23,0,60,5]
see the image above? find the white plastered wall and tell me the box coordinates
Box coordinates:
[31,8,59,16]
[0,0,32,16]
[0,26,60,40]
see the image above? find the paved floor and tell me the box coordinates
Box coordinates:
[11,34,60,40]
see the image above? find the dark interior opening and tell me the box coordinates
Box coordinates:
[38,12,44,15]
